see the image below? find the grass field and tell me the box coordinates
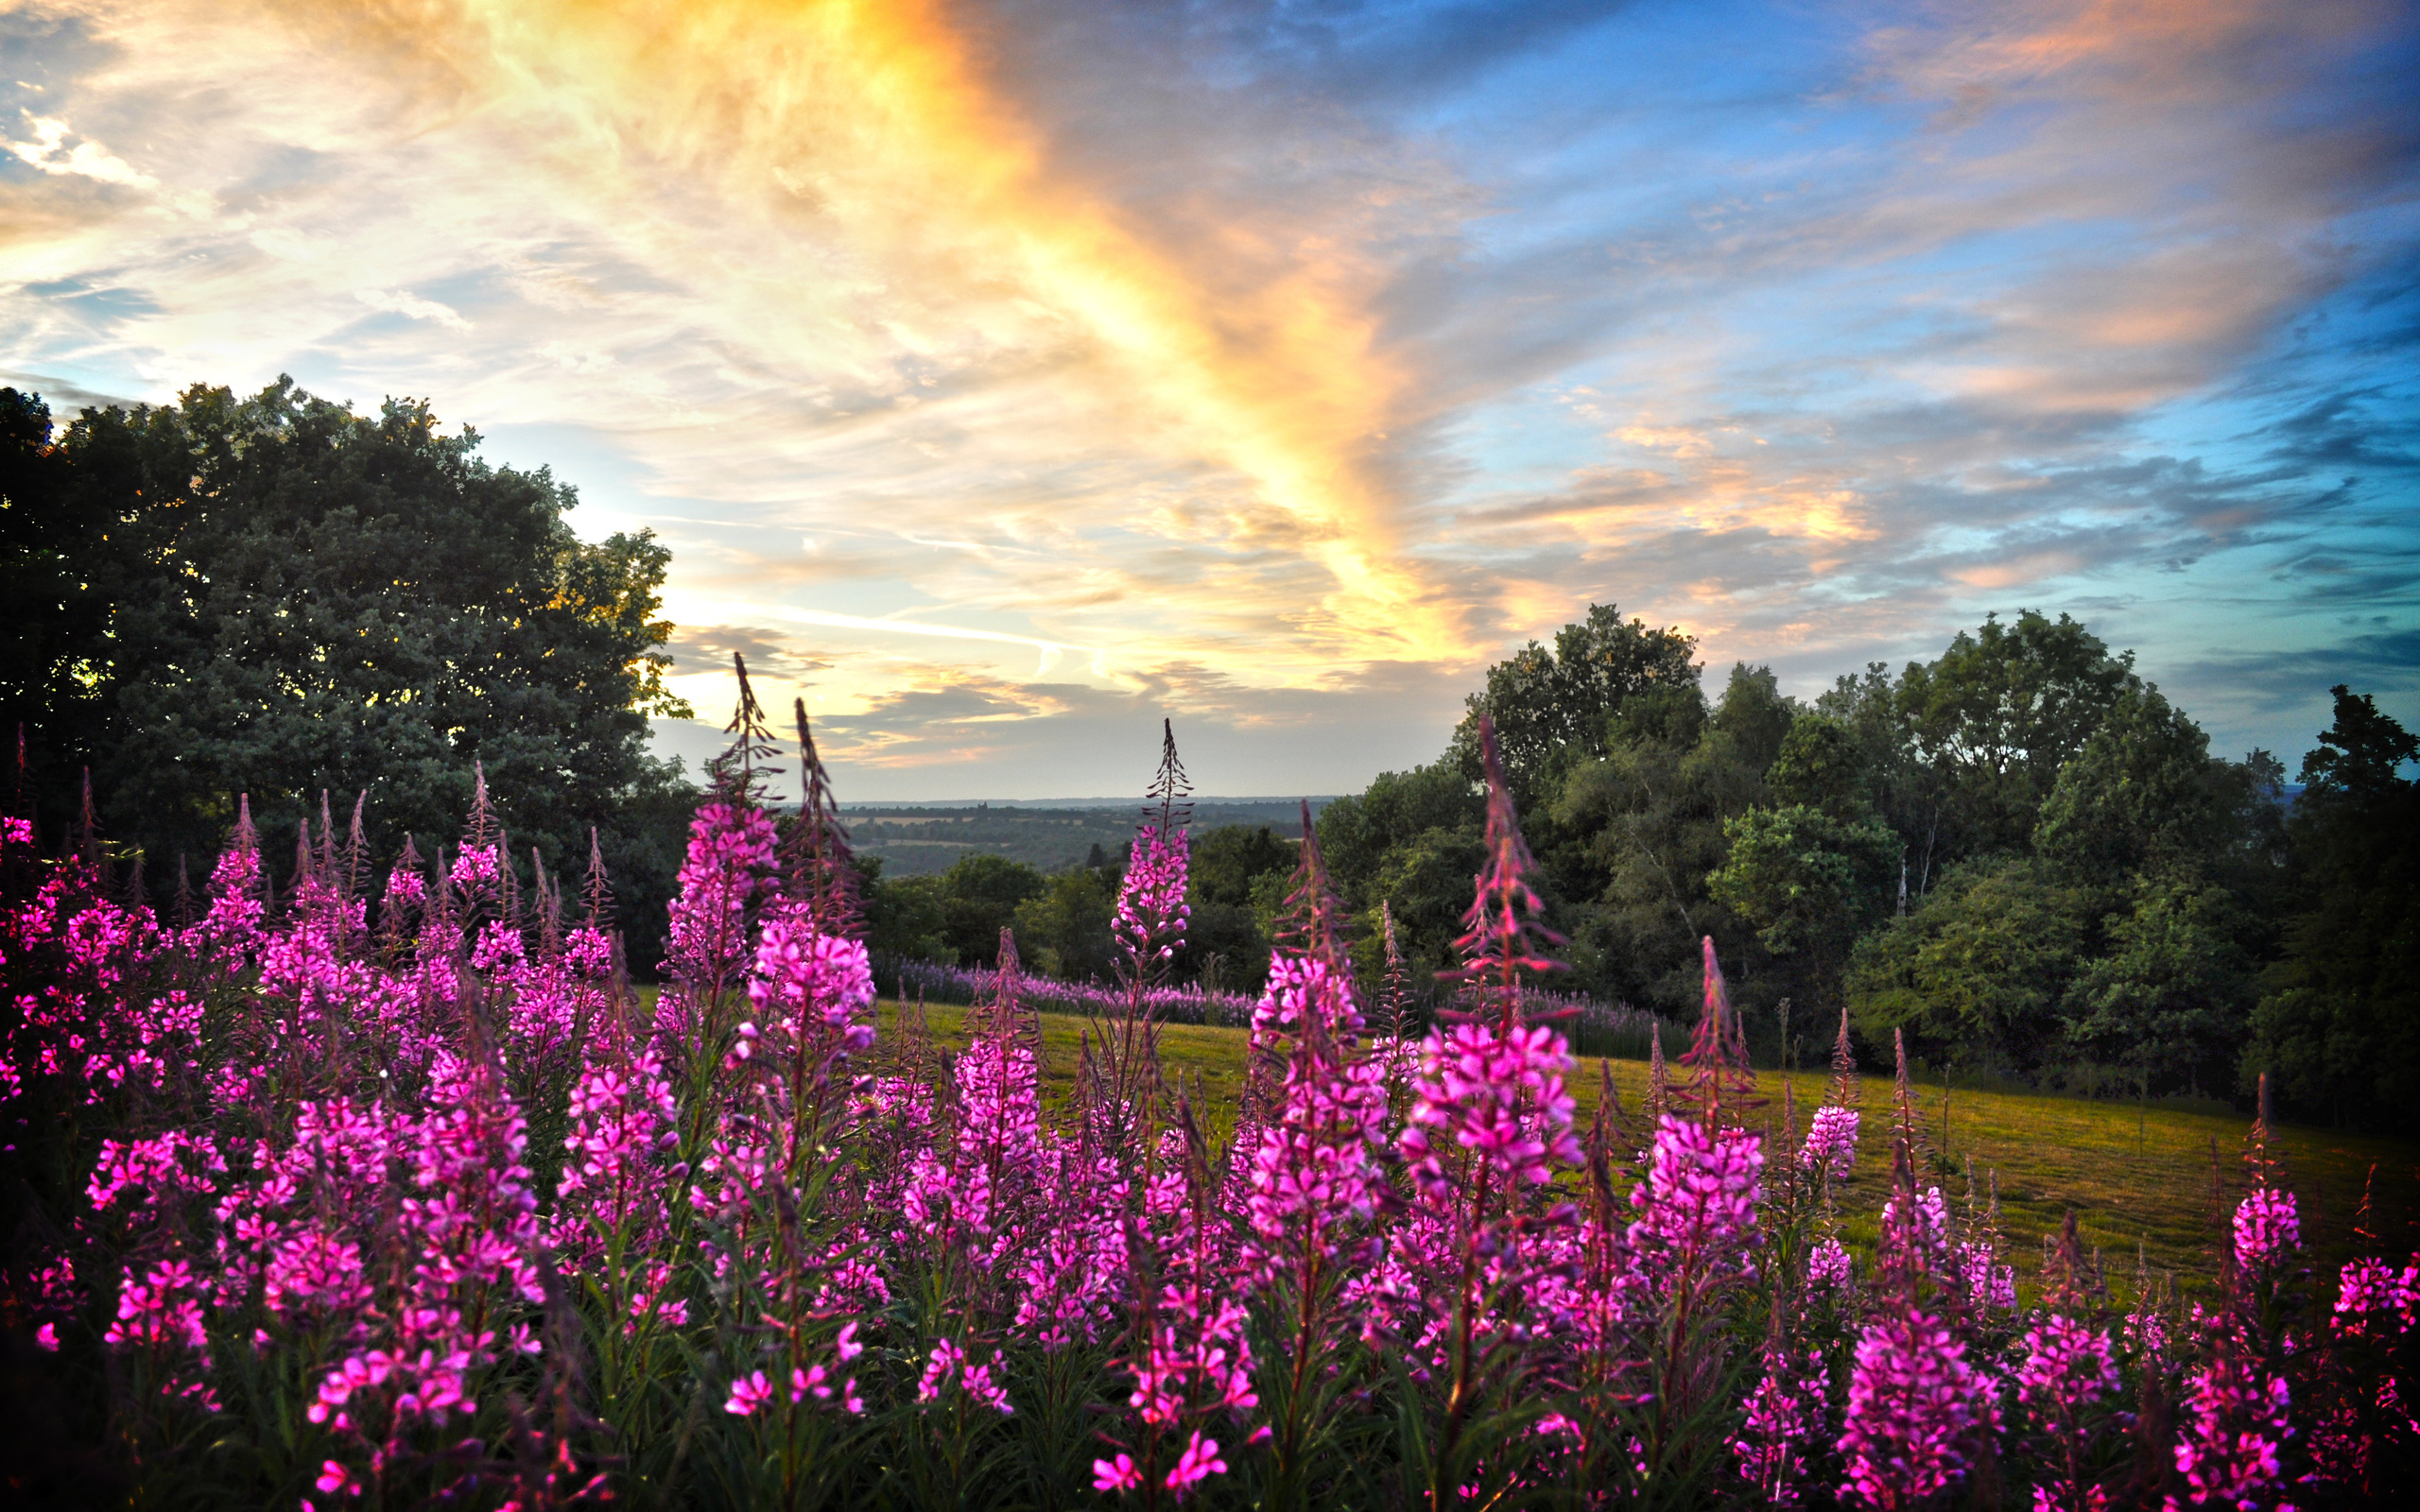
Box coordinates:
[852,997,2418,1301]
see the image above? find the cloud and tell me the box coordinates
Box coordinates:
[6,111,153,188]
[1,0,2412,788]
[355,287,470,331]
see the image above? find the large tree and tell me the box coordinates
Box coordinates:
[2240,687,2420,1130]
[4,379,692,944]
[1446,603,1701,810]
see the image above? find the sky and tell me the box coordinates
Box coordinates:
[5,0,2416,801]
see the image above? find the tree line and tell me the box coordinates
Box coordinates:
[1301,605,2417,1132]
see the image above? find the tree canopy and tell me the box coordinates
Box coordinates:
[2,378,694,961]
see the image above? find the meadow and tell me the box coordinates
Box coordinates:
[861,995,2418,1297]
[6,719,2416,1510]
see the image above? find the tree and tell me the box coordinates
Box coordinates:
[1768,713,1870,819]
[934,853,1046,967]
[1548,663,1778,1015]
[2240,688,2420,1130]
[1847,858,2092,1074]
[1011,868,1116,980]
[1446,604,1700,808]
[2032,682,2219,885]
[15,379,691,882]
[2065,876,2251,1101]
[859,856,951,965]
[1350,826,1489,988]
[0,387,144,835]
[1707,802,1896,1013]
[1893,610,2136,864]
[2299,684,2420,799]
[1180,823,1296,988]
[1315,761,1482,899]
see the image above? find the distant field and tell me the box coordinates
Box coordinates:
[843,800,1326,875]
[858,998,2417,1300]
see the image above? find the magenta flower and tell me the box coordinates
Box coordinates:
[2014,1315,2121,1511]
[1165,1431,1227,1499]
[1627,1113,1764,1277]
[2233,1188,2299,1273]
[1115,826,1191,971]
[749,904,875,1047]
[1838,1302,1985,1508]
[918,1336,1014,1415]
[2335,1255,2420,1335]
[1400,1021,1582,1199]
[2171,1334,2293,1510]
[1734,1341,1829,1505]
[103,1258,211,1362]
[725,1370,776,1417]
[1808,1238,1855,1296]
[1093,1453,1143,1492]
[1800,1105,1859,1177]
[1241,954,1388,1290]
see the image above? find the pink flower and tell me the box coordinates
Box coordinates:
[1093,1453,1143,1493]
[1808,1238,1855,1296]
[918,1337,1013,1415]
[35,1322,58,1351]
[1800,1106,1859,1176]
[1838,1303,1984,1508]
[724,1370,775,1417]
[1115,827,1190,969]
[2015,1315,2120,1510]
[1627,1114,1764,1276]
[2335,1254,2420,1335]
[1165,1431,1227,1499]
[2233,1188,2299,1273]
[2171,1336,2291,1510]
[1735,1344,1828,1506]
[1400,1021,1582,1197]
[315,1458,360,1496]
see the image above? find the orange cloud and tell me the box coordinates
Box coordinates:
[330,0,1458,663]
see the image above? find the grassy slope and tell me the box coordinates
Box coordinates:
[868,999,2418,1300]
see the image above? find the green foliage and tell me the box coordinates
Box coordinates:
[1893,610,2136,865]
[1011,867,1115,980]
[1316,761,1482,891]
[2065,874,2252,1097]
[1848,858,2093,1073]
[1707,801,1896,1000]
[4,379,700,968]
[1547,664,1783,1015]
[97,379,687,866]
[2032,683,2219,885]
[1352,826,1489,987]
[1767,713,1868,818]
[2241,688,2420,1131]
[1181,823,1295,988]
[858,855,951,965]
[1444,602,1700,808]
[1,387,129,820]
[2299,683,2420,799]
[931,853,1047,966]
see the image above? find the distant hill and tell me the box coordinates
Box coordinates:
[839,799,1333,876]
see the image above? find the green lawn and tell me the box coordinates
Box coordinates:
[863,998,2417,1300]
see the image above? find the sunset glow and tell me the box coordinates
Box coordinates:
[5,0,2413,795]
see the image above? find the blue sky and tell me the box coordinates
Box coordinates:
[5,0,2414,799]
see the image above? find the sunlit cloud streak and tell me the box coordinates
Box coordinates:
[1,0,2414,795]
